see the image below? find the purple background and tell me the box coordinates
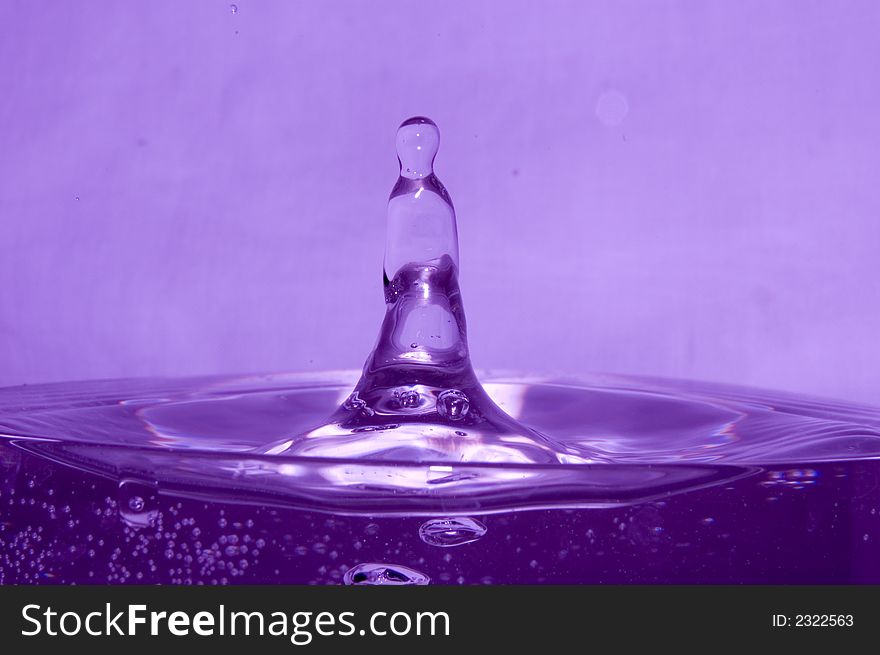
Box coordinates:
[1,1,878,403]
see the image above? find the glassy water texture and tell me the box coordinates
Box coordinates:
[2,371,879,584]
[2,117,879,583]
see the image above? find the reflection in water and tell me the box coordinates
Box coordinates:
[2,372,880,515]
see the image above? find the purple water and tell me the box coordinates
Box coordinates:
[2,372,879,584]
[2,117,879,583]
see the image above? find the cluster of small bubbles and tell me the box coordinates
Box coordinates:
[343,563,430,586]
[17,453,863,586]
[191,523,266,583]
[6,468,283,584]
[436,389,469,421]
[419,517,487,547]
[761,469,819,489]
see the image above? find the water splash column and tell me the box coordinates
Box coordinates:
[267,117,570,464]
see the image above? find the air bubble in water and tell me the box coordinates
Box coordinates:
[419,517,487,547]
[437,389,469,421]
[343,563,430,586]
[394,389,421,408]
[117,479,159,529]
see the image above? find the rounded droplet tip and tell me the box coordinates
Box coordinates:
[399,115,436,129]
[396,116,440,179]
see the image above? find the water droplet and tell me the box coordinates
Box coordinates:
[117,479,159,529]
[701,517,715,526]
[344,563,430,586]
[595,89,629,126]
[229,3,238,13]
[395,116,439,180]
[419,517,487,547]
[394,389,421,408]
[437,389,469,421]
